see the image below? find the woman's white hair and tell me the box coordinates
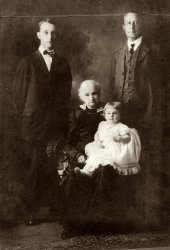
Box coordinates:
[78,80,101,101]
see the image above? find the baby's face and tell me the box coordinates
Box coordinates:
[81,85,99,109]
[105,107,120,124]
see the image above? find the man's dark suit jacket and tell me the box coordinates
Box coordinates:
[13,50,72,142]
[110,40,161,121]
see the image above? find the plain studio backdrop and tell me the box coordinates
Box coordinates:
[0,0,169,227]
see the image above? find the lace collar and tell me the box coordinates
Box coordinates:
[79,103,104,113]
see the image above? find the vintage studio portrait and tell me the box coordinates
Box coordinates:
[0,0,169,249]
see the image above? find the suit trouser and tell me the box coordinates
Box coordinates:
[122,103,149,156]
[21,140,61,215]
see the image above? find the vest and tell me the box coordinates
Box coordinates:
[122,46,140,104]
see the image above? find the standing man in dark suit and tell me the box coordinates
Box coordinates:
[110,11,164,227]
[110,11,161,131]
[13,19,72,225]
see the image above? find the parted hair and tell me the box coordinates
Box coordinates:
[38,18,56,31]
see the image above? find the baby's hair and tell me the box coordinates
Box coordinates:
[78,80,101,101]
[104,101,122,117]
[38,18,56,31]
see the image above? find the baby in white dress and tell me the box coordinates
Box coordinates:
[75,102,141,176]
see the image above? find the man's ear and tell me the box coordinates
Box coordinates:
[37,32,40,40]
[122,25,125,32]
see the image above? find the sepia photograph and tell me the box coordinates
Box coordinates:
[0,0,169,249]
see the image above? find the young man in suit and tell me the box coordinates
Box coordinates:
[13,19,72,225]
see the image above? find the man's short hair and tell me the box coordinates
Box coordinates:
[123,11,143,23]
[38,18,55,31]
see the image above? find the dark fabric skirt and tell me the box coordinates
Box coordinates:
[60,159,144,233]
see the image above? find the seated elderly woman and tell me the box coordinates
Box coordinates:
[60,80,118,237]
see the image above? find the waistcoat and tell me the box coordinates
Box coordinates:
[122,46,140,103]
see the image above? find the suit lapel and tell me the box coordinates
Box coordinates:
[118,42,150,67]
[33,50,52,96]
[50,54,61,72]
[117,45,127,74]
[34,51,61,85]
[136,42,150,65]
[35,50,49,73]
[34,50,61,73]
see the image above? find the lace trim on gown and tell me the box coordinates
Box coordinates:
[113,162,140,175]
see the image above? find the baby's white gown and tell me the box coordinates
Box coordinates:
[84,121,141,175]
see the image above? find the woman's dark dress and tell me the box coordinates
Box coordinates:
[61,105,143,233]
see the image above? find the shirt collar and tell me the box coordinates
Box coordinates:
[80,103,104,113]
[39,45,45,56]
[127,36,142,51]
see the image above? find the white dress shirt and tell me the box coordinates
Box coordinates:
[39,45,53,71]
[127,36,142,52]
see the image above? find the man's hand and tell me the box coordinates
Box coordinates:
[77,155,86,164]
[46,141,57,158]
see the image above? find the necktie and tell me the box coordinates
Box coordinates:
[43,50,55,57]
[129,43,135,55]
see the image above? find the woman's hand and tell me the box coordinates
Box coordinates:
[77,155,86,164]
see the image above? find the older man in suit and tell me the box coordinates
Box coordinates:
[110,11,165,227]
[110,11,161,131]
[13,19,72,225]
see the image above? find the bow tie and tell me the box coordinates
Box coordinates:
[43,50,55,57]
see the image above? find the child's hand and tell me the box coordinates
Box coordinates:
[113,135,120,142]
[114,134,130,143]
[97,141,105,149]
[77,155,86,164]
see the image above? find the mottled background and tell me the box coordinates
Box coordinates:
[0,0,169,228]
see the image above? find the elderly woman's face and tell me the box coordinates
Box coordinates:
[81,85,99,109]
